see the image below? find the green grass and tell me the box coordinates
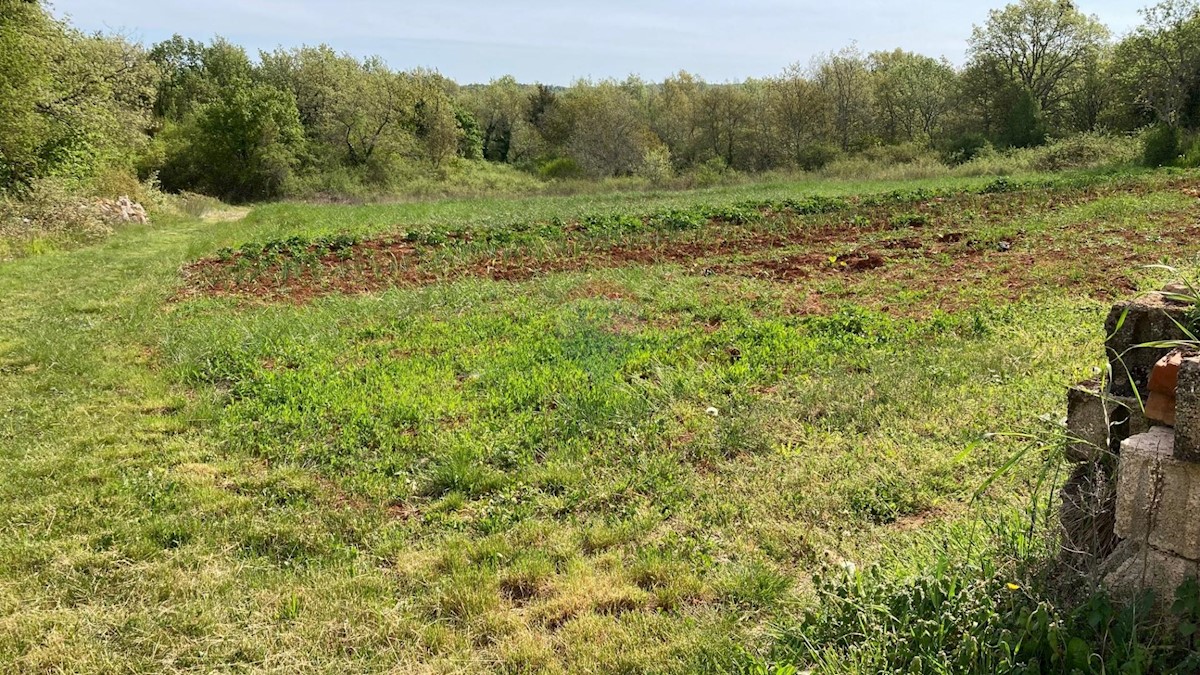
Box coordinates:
[237,167,1150,244]
[1,169,1199,672]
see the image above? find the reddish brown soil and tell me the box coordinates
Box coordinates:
[179,179,1200,314]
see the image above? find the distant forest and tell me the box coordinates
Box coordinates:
[4,0,1200,201]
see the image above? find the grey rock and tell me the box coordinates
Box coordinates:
[1066,382,1147,462]
[1176,355,1200,462]
[1105,294,1191,398]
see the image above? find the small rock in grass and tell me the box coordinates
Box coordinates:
[1161,281,1193,297]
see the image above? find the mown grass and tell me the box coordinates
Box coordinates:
[1,170,1198,672]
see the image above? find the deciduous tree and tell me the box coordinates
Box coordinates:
[968,0,1109,120]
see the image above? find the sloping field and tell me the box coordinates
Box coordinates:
[182,175,1200,321]
[2,171,1199,672]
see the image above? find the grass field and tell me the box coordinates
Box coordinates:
[2,169,1199,672]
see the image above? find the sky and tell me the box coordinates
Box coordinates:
[49,0,1147,85]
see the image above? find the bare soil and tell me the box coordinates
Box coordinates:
[179,179,1200,314]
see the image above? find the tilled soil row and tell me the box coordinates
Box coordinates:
[179,179,1200,306]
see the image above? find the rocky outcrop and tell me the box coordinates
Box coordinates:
[94,196,149,225]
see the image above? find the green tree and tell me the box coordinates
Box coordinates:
[160,81,304,201]
[814,46,875,152]
[150,37,252,122]
[259,47,434,180]
[697,83,753,168]
[767,64,833,169]
[871,50,957,145]
[0,0,50,188]
[561,80,651,177]
[526,83,571,153]
[998,86,1049,147]
[329,60,413,169]
[458,76,530,163]
[1113,0,1200,128]
[1,1,157,190]
[412,71,464,169]
[455,106,483,160]
[968,0,1110,122]
[649,71,706,168]
[1067,47,1115,131]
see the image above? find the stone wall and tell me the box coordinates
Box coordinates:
[1064,289,1200,603]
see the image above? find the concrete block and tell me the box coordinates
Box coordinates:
[1115,427,1200,560]
[1106,293,1191,398]
[1065,382,1147,463]
[1176,355,1200,462]
[1067,383,1110,463]
[1102,541,1200,604]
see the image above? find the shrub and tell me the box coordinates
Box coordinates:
[998,88,1048,149]
[637,146,674,186]
[158,83,306,202]
[1031,134,1141,172]
[821,156,949,181]
[688,156,734,187]
[538,157,584,180]
[1143,125,1182,168]
[944,133,992,165]
[0,178,118,258]
[795,143,841,172]
[1176,133,1200,169]
[861,142,932,165]
[954,148,1035,176]
[87,165,148,202]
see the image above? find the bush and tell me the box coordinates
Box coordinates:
[538,157,584,180]
[1143,125,1182,168]
[0,178,112,257]
[171,192,224,218]
[688,156,735,188]
[861,142,932,165]
[158,83,305,202]
[1031,134,1141,172]
[1176,134,1200,169]
[998,88,1048,149]
[944,133,993,165]
[821,156,949,181]
[637,146,674,186]
[795,143,841,172]
[87,165,147,201]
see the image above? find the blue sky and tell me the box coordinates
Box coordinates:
[50,0,1147,85]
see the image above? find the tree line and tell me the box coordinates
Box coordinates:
[4,0,1200,201]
